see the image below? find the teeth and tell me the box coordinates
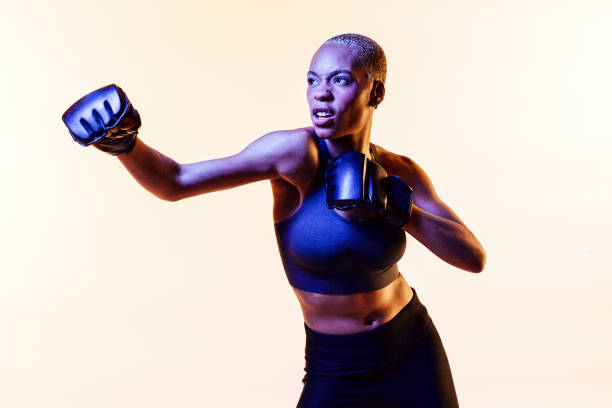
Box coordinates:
[315,112,332,117]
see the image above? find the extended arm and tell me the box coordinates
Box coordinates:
[116,138,181,201]
[62,84,314,202]
[117,137,281,202]
[117,130,311,202]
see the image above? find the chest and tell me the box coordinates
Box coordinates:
[274,181,407,271]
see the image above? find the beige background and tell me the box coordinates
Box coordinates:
[2,0,610,406]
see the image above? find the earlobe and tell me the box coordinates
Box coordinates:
[370,97,381,109]
[369,81,385,109]
[369,92,381,109]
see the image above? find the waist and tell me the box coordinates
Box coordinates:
[293,274,414,335]
[302,286,433,378]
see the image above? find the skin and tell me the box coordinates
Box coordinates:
[115,43,486,335]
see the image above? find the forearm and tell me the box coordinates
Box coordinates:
[402,205,486,273]
[117,138,181,201]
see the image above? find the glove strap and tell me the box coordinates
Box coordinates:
[93,128,138,156]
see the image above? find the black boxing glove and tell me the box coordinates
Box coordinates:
[378,174,414,228]
[325,152,369,210]
[325,151,414,227]
[62,84,141,156]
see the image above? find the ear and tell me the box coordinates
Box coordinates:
[368,80,385,109]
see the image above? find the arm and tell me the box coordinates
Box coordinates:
[118,129,313,202]
[403,205,486,273]
[399,157,486,273]
[375,146,486,273]
[63,84,311,202]
[116,137,181,201]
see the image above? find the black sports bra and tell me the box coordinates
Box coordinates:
[273,131,407,294]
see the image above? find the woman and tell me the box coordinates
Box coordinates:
[63,33,486,407]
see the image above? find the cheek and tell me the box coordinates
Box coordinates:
[349,87,370,106]
[338,91,360,110]
[343,91,368,115]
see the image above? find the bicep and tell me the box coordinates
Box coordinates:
[173,131,289,200]
[399,157,466,227]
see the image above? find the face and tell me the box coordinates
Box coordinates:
[307,44,375,139]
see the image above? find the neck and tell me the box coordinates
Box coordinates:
[323,120,373,161]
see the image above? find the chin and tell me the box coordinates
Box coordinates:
[311,125,341,139]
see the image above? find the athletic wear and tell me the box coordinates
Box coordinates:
[297,288,459,408]
[273,131,407,294]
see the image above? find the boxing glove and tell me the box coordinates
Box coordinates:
[62,84,141,156]
[380,174,414,228]
[325,151,414,227]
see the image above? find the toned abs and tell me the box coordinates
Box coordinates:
[294,274,414,334]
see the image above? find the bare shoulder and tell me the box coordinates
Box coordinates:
[373,142,468,225]
[172,126,317,202]
[263,127,318,181]
[372,143,438,199]
[231,127,316,179]
[268,127,319,222]
[261,127,313,149]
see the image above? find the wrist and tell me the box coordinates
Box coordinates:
[93,130,138,156]
[401,204,420,232]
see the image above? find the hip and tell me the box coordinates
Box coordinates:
[298,287,459,407]
[302,286,434,379]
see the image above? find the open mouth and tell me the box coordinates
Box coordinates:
[312,107,335,126]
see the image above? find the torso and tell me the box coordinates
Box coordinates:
[270,126,414,335]
[292,275,414,335]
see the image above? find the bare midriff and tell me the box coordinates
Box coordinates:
[292,273,414,335]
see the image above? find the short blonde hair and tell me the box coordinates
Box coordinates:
[323,33,387,84]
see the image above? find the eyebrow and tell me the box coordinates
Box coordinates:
[307,69,354,78]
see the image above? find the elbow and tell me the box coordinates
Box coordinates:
[158,184,183,202]
[162,194,180,202]
[467,248,487,273]
[161,190,182,202]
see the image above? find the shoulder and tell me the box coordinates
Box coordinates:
[255,127,318,189]
[263,127,317,175]
[372,143,438,199]
[237,127,316,171]
[373,142,467,226]
[263,127,317,156]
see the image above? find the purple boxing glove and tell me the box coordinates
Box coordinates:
[62,84,141,156]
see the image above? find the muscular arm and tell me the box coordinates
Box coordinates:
[403,205,486,273]
[377,146,486,273]
[117,129,314,202]
[117,138,181,201]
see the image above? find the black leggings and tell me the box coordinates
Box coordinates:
[297,288,459,408]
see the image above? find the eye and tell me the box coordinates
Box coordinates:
[307,78,317,86]
[334,77,351,84]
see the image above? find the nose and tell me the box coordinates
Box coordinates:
[313,84,333,102]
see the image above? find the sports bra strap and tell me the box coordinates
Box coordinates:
[370,143,381,165]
